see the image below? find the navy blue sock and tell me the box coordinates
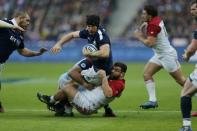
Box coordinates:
[181,96,192,118]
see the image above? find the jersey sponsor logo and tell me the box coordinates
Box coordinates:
[81,63,86,68]
[10,36,21,47]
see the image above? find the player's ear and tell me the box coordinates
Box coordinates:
[120,72,125,78]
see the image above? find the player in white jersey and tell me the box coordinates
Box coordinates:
[37,62,127,116]
[133,5,185,109]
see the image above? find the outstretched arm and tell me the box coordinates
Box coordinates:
[0,20,24,31]
[50,31,80,53]
[17,47,47,57]
[183,39,197,62]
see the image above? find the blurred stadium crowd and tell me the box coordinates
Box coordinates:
[0,0,116,41]
[0,0,195,45]
[123,0,195,46]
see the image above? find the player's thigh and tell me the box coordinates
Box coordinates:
[169,68,185,86]
[160,55,180,73]
[62,84,78,100]
[58,72,73,89]
[144,56,162,77]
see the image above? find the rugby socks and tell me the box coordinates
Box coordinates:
[50,96,56,103]
[145,80,157,102]
[181,96,191,126]
[59,98,72,114]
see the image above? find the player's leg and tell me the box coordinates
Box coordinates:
[191,93,197,116]
[68,58,92,87]
[103,104,116,117]
[37,73,77,116]
[0,64,4,113]
[162,55,186,87]
[180,79,197,131]
[169,68,185,87]
[140,56,162,109]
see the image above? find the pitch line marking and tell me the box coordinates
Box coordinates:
[5,109,181,113]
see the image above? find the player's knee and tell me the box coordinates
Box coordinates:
[58,72,72,89]
[143,73,152,81]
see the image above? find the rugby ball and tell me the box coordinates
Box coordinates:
[81,67,101,86]
[82,44,98,53]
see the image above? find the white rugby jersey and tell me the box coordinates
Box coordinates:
[146,16,175,55]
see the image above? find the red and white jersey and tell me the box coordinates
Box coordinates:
[146,16,175,55]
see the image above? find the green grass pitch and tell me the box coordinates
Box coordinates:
[0,62,197,131]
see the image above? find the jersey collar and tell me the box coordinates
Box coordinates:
[11,18,18,26]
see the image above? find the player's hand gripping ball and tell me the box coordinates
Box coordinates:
[82,44,98,57]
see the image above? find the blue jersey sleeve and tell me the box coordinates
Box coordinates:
[97,33,110,46]
[16,33,25,49]
[194,30,197,40]
[79,29,88,39]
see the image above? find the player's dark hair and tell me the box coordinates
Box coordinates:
[86,15,100,27]
[114,62,127,73]
[190,0,197,6]
[13,10,29,18]
[144,5,158,17]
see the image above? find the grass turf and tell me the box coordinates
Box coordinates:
[0,62,197,131]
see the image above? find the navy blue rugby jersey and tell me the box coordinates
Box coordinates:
[79,26,113,75]
[0,19,24,63]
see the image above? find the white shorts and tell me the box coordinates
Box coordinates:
[149,52,180,72]
[189,68,197,87]
[72,86,113,115]
[58,72,72,89]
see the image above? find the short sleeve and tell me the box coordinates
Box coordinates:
[147,24,161,37]
[79,29,88,39]
[97,34,110,46]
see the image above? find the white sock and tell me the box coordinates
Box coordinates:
[145,80,157,102]
[64,105,72,114]
[183,119,191,126]
[50,96,56,103]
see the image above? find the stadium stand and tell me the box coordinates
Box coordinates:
[122,0,196,46]
[0,0,195,62]
[0,0,116,40]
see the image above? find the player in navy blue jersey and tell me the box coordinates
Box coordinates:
[179,1,197,131]
[0,11,47,112]
[51,15,115,117]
